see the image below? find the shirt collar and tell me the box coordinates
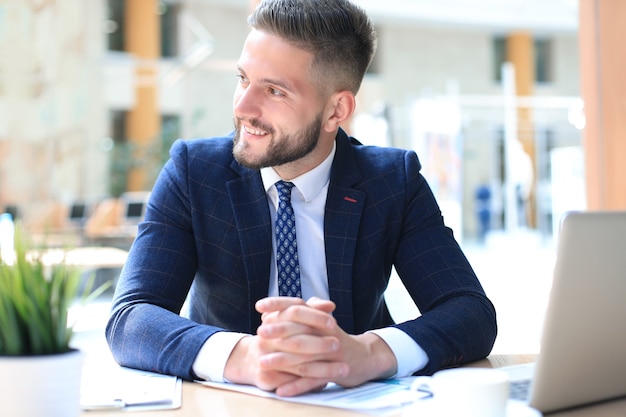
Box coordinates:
[260,141,336,203]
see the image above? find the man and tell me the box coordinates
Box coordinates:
[106,0,497,398]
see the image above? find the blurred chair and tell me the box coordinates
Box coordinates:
[84,192,150,249]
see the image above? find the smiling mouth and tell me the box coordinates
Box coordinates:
[244,124,268,136]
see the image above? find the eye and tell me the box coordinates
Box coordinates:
[236,73,249,86]
[268,86,284,97]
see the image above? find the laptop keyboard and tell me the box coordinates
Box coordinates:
[509,379,531,401]
[500,363,536,401]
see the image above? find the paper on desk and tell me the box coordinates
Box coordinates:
[81,365,182,411]
[199,377,427,414]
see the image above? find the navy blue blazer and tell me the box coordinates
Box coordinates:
[106,129,497,381]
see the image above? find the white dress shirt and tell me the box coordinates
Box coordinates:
[192,142,428,382]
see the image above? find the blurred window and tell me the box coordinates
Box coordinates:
[110,109,127,145]
[493,37,507,82]
[536,127,555,183]
[159,114,181,165]
[106,0,124,52]
[108,110,129,197]
[159,2,179,58]
[534,38,553,84]
[107,111,181,195]
[105,0,179,57]
[493,36,553,84]
[161,114,181,147]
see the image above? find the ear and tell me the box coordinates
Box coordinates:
[322,91,356,133]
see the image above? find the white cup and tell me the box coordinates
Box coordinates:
[410,368,510,417]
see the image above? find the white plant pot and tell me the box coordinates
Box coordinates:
[0,349,83,417]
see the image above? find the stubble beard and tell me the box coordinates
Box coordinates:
[233,114,323,170]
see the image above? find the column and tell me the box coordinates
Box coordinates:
[579,0,626,210]
[506,32,536,227]
[124,0,160,192]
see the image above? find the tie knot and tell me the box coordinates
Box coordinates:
[276,181,295,199]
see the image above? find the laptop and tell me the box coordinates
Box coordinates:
[503,210,626,413]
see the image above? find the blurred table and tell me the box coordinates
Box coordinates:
[36,246,128,269]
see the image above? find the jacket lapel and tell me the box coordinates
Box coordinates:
[325,130,365,334]
[227,161,272,331]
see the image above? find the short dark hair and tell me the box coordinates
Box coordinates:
[248,0,377,95]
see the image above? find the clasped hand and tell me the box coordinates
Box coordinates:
[223,297,397,397]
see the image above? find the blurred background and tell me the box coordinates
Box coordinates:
[1,0,624,355]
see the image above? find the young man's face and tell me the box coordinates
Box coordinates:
[232,29,327,172]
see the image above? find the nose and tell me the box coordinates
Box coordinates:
[233,84,261,120]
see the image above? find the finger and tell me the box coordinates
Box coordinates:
[258,333,339,356]
[254,369,300,392]
[274,377,331,397]
[260,309,279,323]
[256,296,306,314]
[261,352,348,381]
[294,360,349,380]
[257,298,336,329]
[306,297,336,314]
[261,304,336,332]
[257,321,316,339]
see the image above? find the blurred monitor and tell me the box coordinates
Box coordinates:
[68,203,88,223]
[125,202,145,220]
[3,205,19,220]
[119,192,150,226]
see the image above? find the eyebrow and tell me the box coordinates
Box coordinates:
[237,65,297,94]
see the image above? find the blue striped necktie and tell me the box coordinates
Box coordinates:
[274,181,301,297]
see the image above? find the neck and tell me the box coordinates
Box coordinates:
[273,132,336,180]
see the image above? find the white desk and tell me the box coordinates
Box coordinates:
[79,352,626,417]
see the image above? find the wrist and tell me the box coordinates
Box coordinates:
[193,331,249,382]
[223,335,254,384]
[356,332,397,380]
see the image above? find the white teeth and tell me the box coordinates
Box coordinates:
[244,125,267,135]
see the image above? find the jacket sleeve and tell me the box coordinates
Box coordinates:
[105,140,223,381]
[391,150,497,374]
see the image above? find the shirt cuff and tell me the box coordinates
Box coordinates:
[192,332,248,382]
[369,327,429,378]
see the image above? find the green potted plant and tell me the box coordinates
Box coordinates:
[0,221,109,417]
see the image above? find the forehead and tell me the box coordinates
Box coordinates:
[238,29,316,94]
